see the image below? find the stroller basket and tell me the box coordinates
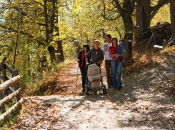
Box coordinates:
[85,63,106,95]
[87,63,101,82]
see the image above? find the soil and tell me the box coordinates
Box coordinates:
[11,47,175,130]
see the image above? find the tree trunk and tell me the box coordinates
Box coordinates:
[44,0,49,44]
[170,0,175,38]
[57,41,64,62]
[120,0,135,61]
[44,0,54,63]
[52,0,64,62]
[136,0,151,42]
[48,46,56,62]
[44,0,64,63]
[122,16,133,61]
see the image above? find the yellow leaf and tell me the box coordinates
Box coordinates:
[53,109,58,113]
[101,101,105,104]
[87,118,91,122]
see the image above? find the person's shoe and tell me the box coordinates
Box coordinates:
[108,85,113,89]
[118,86,122,90]
[114,88,117,90]
[82,88,85,92]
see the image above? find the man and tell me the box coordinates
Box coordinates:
[86,40,104,65]
[101,34,113,88]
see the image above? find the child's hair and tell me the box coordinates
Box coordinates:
[119,39,124,42]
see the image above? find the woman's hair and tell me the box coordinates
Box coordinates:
[111,37,118,46]
[83,44,90,52]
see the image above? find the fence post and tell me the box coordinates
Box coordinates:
[2,62,8,96]
[1,62,7,82]
[14,70,20,101]
[0,62,7,113]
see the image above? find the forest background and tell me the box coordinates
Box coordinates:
[0,0,173,94]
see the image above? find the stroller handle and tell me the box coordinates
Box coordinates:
[86,62,101,68]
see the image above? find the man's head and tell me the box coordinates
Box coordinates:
[105,34,112,43]
[94,40,100,49]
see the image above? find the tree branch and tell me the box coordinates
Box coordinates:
[150,0,169,19]
[113,0,123,15]
[102,0,121,20]
[102,14,121,20]
[0,24,45,45]
[33,0,44,7]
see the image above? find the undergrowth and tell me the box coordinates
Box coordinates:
[0,101,21,129]
[23,59,76,96]
[0,59,75,128]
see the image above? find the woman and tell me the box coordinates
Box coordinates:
[109,38,119,90]
[78,44,90,92]
[110,38,125,90]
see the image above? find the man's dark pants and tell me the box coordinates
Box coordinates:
[105,60,113,87]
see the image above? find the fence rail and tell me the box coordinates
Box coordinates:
[0,62,23,122]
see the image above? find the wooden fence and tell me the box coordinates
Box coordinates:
[0,61,23,121]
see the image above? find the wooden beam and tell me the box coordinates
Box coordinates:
[0,98,23,121]
[0,88,21,107]
[0,75,20,92]
[6,65,16,76]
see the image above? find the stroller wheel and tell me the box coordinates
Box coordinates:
[102,85,107,95]
[85,85,89,95]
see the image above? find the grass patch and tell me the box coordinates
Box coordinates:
[0,100,21,129]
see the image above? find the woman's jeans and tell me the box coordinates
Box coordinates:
[111,61,123,89]
[80,66,86,89]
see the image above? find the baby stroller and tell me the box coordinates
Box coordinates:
[85,63,107,95]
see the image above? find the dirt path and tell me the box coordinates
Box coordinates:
[11,53,175,130]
